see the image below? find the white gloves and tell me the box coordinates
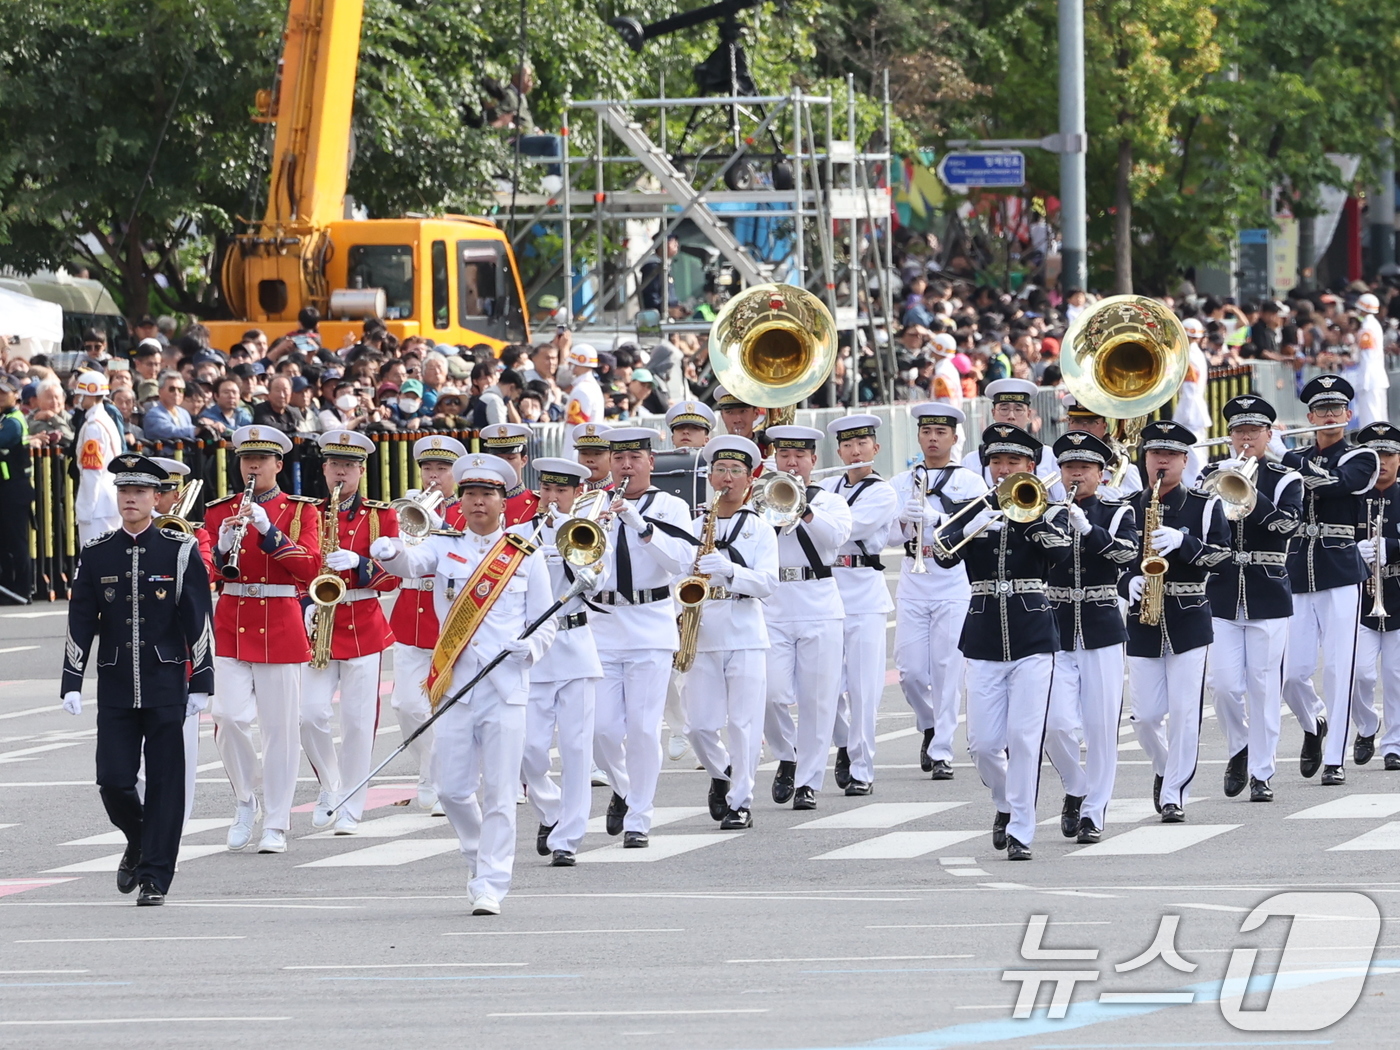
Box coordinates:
[1066,503,1092,536]
[967,508,1003,535]
[1128,575,1146,603]
[502,635,533,655]
[249,503,272,535]
[62,691,82,716]
[901,497,934,526]
[325,549,360,572]
[697,552,734,580]
[1215,457,1240,473]
[615,500,647,533]
[216,519,240,553]
[1151,526,1185,554]
[1359,537,1383,566]
[370,536,401,561]
[186,692,210,718]
[304,604,316,636]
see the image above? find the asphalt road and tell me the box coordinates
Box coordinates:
[1,595,1398,1049]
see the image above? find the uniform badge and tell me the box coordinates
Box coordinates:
[1237,397,1255,408]
[474,580,491,598]
[119,455,139,468]
[585,425,596,435]
[155,587,167,601]
[432,438,442,448]
[994,426,1012,437]
[249,427,261,439]
[100,576,118,584]
[1067,433,1087,445]
[103,587,116,602]
[1319,376,1336,388]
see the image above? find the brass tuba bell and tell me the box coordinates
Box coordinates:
[1061,295,1189,419]
[709,283,838,425]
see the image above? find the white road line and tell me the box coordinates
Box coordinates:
[0,1017,290,1026]
[0,741,84,764]
[43,843,227,873]
[62,818,231,847]
[297,838,462,868]
[301,813,445,841]
[0,704,64,721]
[938,857,975,866]
[727,954,972,964]
[488,1009,768,1018]
[812,829,985,861]
[1288,795,1400,821]
[868,922,1111,929]
[0,610,66,619]
[1164,903,1250,913]
[0,824,15,832]
[283,963,526,970]
[1069,824,1240,857]
[1328,821,1400,851]
[946,868,991,877]
[577,834,733,864]
[0,970,89,975]
[0,646,40,655]
[16,936,245,943]
[584,807,707,835]
[1037,797,1158,828]
[793,802,968,830]
[444,929,683,937]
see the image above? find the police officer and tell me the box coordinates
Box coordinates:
[1281,374,1380,785]
[1201,396,1302,803]
[61,455,214,905]
[1351,422,1400,772]
[1124,420,1231,822]
[0,373,33,604]
[1044,431,1137,843]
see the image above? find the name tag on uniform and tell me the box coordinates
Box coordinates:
[147,575,173,582]
[447,552,468,564]
[100,576,118,584]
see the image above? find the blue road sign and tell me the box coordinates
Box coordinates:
[936,151,1026,190]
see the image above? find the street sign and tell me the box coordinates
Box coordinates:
[936,151,1026,190]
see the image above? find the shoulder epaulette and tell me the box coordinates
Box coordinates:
[1265,461,1294,474]
[159,527,196,543]
[206,493,238,507]
[363,499,392,510]
[1098,496,1126,506]
[431,527,464,537]
[82,529,117,548]
[287,494,320,503]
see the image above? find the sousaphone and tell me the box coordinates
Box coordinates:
[1061,295,1189,420]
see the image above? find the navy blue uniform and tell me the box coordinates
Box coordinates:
[1047,495,1137,651]
[1203,462,1303,622]
[1282,441,1379,593]
[1359,486,1400,633]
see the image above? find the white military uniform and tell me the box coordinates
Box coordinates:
[1356,308,1389,427]
[75,396,123,545]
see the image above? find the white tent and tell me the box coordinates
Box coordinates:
[0,284,64,359]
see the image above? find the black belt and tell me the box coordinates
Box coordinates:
[778,567,826,582]
[557,611,588,630]
[834,554,883,568]
[594,587,671,606]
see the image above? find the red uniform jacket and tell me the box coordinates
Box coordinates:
[194,525,215,579]
[316,495,400,660]
[505,486,540,527]
[207,488,321,663]
[388,497,457,650]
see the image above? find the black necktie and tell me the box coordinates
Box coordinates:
[615,514,633,597]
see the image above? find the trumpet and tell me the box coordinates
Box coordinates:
[391,489,445,543]
[1367,499,1388,623]
[909,464,930,575]
[155,478,204,534]
[751,471,808,530]
[932,471,1060,556]
[1201,456,1258,521]
[219,476,257,581]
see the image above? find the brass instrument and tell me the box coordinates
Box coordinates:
[219,476,257,581]
[1192,423,1337,450]
[932,471,1060,556]
[1061,295,1190,420]
[673,500,721,673]
[391,489,445,542]
[1367,499,1388,623]
[909,464,930,575]
[554,489,608,570]
[1201,456,1258,521]
[709,283,839,428]
[1138,471,1168,625]
[810,461,877,477]
[751,471,808,530]
[155,479,204,534]
[308,483,349,670]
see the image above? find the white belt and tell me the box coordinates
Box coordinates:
[970,579,1046,596]
[706,586,750,601]
[344,589,378,602]
[1300,523,1355,539]
[1164,582,1206,597]
[1047,584,1118,602]
[222,583,298,598]
[1231,550,1288,566]
[398,578,434,591]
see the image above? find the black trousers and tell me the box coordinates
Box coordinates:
[95,704,186,894]
[0,478,32,601]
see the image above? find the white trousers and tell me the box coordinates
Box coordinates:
[1129,647,1208,809]
[300,652,384,821]
[211,658,302,831]
[1044,645,1124,829]
[829,612,886,784]
[895,596,968,763]
[1284,585,1362,766]
[664,670,688,737]
[765,618,844,792]
[965,653,1054,846]
[594,648,672,834]
[433,694,525,902]
[685,648,766,811]
[390,644,436,796]
[1210,617,1288,782]
[522,677,596,854]
[1352,625,1399,754]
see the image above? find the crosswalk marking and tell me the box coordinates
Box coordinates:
[297,839,462,868]
[584,807,707,836]
[1327,821,1400,851]
[0,878,77,898]
[577,834,733,863]
[301,814,445,841]
[43,843,228,873]
[0,741,84,764]
[291,785,415,814]
[1069,824,1240,857]
[62,818,232,847]
[794,802,968,830]
[812,830,985,860]
[1287,794,1400,821]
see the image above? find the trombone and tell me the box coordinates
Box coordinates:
[155,479,204,534]
[932,471,1060,556]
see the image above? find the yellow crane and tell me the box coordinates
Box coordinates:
[206,0,530,352]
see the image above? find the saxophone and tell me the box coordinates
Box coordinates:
[1138,470,1168,626]
[672,500,720,673]
[308,483,348,670]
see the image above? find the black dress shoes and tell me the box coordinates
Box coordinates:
[1355,734,1376,766]
[1386,753,1400,771]
[1060,795,1084,838]
[720,808,752,830]
[136,881,164,906]
[992,811,1010,851]
[622,831,649,848]
[1075,817,1101,844]
[834,747,852,789]
[1301,719,1326,778]
[605,792,628,836]
[708,766,732,821]
[919,728,936,772]
[1321,764,1346,786]
[792,786,816,810]
[1006,836,1032,861]
[844,780,872,797]
[1153,774,1163,814]
[1160,803,1185,823]
[1249,776,1273,802]
[117,843,141,895]
[771,760,797,804]
[1223,748,1249,797]
[551,850,576,867]
[929,759,954,781]
[536,822,555,857]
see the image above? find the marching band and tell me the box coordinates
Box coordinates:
[55,287,1400,911]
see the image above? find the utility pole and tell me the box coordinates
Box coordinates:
[1058,0,1088,294]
